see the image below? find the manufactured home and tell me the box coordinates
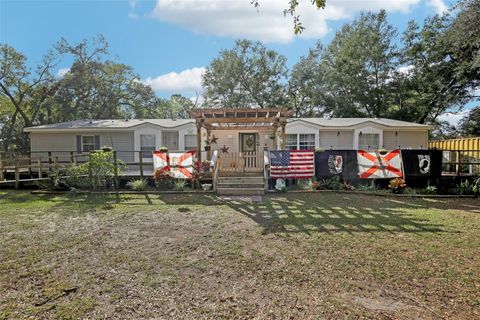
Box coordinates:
[24,108,431,164]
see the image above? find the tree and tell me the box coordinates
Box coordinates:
[393,15,472,124]
[288,42,328,117]
[53,36,157,121]
[321,10,398,117]
[0,44,60,128]
[459,106,480,136]
[444,0,480,93]
[153,94,197,119]
[252,0,326,34]
[202,39,288,108]
[0,36,160,152]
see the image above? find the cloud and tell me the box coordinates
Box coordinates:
[426,0,448,14]
[142,67,206,93]
[438,109,470,126]
[128,12,139,19]
[56,68,70,78]
[150,0,421,43]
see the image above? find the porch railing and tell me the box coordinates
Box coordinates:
[218,151,264,174]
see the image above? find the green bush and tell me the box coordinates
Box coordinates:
[174,179,187,191]
[422,185,438,195]
[324,176,343,190]
[456,179,479,195]
[36,173,70,191]
[64,165,90,189]
[127,179,148,191]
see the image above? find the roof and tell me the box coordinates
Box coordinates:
[24,119,195,132]
[289,118,432,129]
[24,117,432,132]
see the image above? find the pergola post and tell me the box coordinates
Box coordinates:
[206,129,211,161]
[196,122,202,163]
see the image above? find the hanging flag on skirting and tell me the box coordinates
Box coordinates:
[269,150,315,179]
[357,149,403,179]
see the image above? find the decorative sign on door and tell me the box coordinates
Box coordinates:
[240,133,256,152]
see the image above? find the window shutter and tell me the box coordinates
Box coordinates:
[94,135,100,150]
[76,136,82,153]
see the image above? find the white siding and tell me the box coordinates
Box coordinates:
[29,131,135,162]
[383,130,428,149]
[210,129,275,153]
[319,131,354,149]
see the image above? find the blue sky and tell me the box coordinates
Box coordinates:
[1,0,469,122]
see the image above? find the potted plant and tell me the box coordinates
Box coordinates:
[378,147,388,155]
[388,178,407,194]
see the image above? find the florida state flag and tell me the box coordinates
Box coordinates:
[153,151,170,175]
[169,151,195,179]
[357,149,403,179]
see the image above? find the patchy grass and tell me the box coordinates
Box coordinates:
[0,190,479,319]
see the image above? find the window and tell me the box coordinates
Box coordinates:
[162,131,179,150]
[184,134,197,150]
[285,134,298,150]
[299,134,315,150]
[140,134,156,158]
[82,136,95,152]
[358,133,380,150]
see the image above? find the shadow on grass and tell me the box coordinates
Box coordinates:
[2,191,474,235]
[220,194,454,235]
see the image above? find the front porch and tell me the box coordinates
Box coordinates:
[190,108,293,195]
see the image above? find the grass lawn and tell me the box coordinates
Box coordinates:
[0,191,479,319]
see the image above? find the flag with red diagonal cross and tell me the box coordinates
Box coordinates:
[169,150,195,179]
[357,149,403,179]
[153,151,170,175]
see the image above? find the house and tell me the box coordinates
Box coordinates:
[23,109,432,164]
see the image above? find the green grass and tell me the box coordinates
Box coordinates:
[0,190,479,319]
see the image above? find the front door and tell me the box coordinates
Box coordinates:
[240,133,256,152]
[239,133,259,171]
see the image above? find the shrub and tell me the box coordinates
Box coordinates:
[174,179,187,191]
[388,178,407,194]
[423,185,438,195]
[456,179,478,195]
[36,173,70,191]
[298,179,314,190]
[324,176,342,190]
[90,151,126,189]
[311,180,322,190]
[127,179,148,191]
[154,169,173,189]
[64,165,90,189]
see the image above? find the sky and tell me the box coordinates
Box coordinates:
[0,0,471,124]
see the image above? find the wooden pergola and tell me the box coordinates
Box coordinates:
[190,108,293,162]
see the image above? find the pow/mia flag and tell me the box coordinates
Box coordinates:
[401,150,442,178]
[315,150,358,180]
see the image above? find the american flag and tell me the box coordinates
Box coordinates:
[269,150,315,179]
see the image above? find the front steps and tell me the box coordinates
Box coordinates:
[217,175,265,195]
